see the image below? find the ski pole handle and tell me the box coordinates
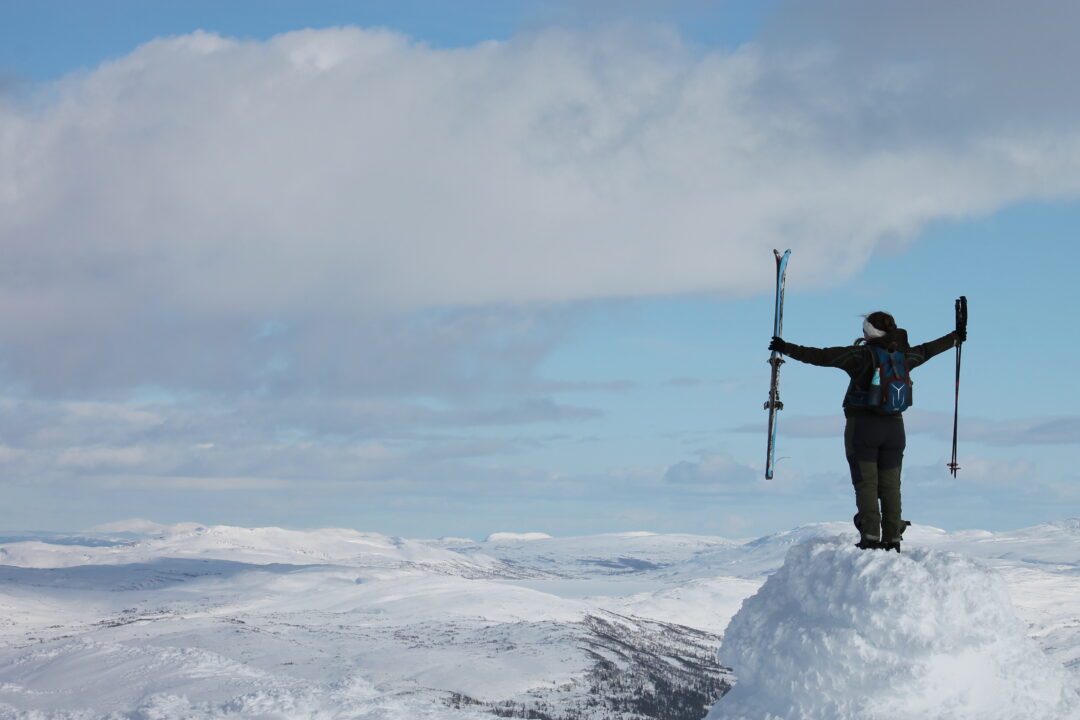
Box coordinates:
[955,296,967,342]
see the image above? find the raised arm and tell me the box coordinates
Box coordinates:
[771,337,866,372]
[907,331,960,369]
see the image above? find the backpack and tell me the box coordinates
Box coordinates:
[845,345,913,413]
[867,346,913,413]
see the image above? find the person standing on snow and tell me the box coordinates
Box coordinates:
[769,312,963,551]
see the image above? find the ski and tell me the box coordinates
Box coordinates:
[765,249,791,480]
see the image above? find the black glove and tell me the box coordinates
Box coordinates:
[769,336,787,353]
[955,296,967,343]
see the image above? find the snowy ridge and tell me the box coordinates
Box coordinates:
[0,525,529,579]
[482,532,553,542]
[709,537,1079,720]
[449,531,743,580]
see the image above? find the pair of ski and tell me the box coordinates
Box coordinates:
[764,250,790,481]
[763,250,966,480]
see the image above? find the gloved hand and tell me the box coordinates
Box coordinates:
[954,296,968,344]
[769,336,787,353]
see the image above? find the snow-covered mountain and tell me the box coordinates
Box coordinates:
[0,520,1077,719]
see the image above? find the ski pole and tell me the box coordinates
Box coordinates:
[947,296,967,477]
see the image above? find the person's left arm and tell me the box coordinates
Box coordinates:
[906,331,960,369]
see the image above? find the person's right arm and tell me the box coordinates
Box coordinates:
[774,339,865,371]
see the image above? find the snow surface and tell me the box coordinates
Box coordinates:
[0,519,1077,719]
[707,537,1079,720]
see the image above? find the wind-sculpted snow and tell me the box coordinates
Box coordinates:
[708,537,1080,720]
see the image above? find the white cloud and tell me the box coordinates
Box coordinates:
[1045,478,1080,502]
[953,457,1036,487]
[57,445,151,470]
[905,411,1080,446]
[905,454,1036,488]
[664,453,757,487]
[0,444,24,464]
[731,414,844,438]
[737,411,1080,447]
[349,441,403,462]
[101,474,288,490]
[0,394,598,495]
[2,14,1080,393]
[61,402,165,428]
[718,512,754,536]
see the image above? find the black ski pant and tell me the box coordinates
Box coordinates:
[844,413,906,542]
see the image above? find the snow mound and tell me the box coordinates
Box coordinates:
[708,537,1079,720]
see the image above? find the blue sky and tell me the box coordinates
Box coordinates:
[1,0,1077,538]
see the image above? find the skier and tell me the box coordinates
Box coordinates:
[769,312,964,551]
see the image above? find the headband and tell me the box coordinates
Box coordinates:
[863,318,887,339]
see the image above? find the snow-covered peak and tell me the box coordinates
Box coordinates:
[483,531,553,542]
[708,537,1080,720]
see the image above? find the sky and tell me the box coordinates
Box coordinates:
[1,0,1078,539]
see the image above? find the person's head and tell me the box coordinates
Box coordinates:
[862,311,897,341]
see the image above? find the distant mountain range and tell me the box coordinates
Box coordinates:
[0,519,1077,719]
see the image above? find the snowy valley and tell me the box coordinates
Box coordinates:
[0,520,1078,719]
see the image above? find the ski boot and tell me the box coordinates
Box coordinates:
[881,520,912,553]
[856,537,884,550]
[853,514,883,549]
